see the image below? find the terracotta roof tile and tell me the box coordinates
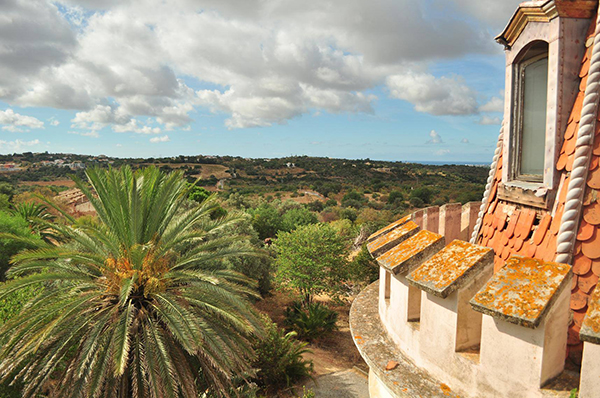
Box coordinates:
[505,211,520,238]
[532,214,552,246]
[566,154,575,172]
[590,156,599,171]
[588,168,600,189]
[571,289,588,311]
[577,219,595,241]
[513,237,524,252]
[573,253,593,275]
[573,92,585,123]
[550,204,564,235]
[527,241,537,258]
[583,201,600,225]
[580,58,590,78]
[572,274,579,291]
[593,135,600,155]
[516,209,535,239]
[578,271,599,294]
[565,120,578,141]
[501,232,510,247]
[557,152,568,171]
[592,260,600,276]
[580,73,589,91]
[583,187,597,206]
[575,241,583,256]
[573,308,587,330]
[581,229,600,259]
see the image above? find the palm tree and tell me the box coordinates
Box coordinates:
[0,166,262,398]
[11,201,61,244]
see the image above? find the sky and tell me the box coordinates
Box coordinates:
[0,0,522,162]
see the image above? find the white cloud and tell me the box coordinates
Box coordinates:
[0,139,42,152]
[68,130,99,138]
[479,96,504,113]
[150,135,170,143]
[0,0,520,129]
[436,149,451,156]
[0,109,44,132]
[461,138,470,144]
[426,130,443,145]
[48,117,60,126]
[386,72,478,115]
[478,115,502,125]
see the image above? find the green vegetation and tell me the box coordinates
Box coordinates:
[252,318,313,392]
[275,223,348,305]
[284,301,338,342]
[0,167,262,397]
[0,210,41,281]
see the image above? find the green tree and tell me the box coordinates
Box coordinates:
[281,207,318,232]
[0,167,262,398]
[275,223,348,304]
[250,204,283,240]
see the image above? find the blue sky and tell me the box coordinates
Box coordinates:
[0,0,519,162]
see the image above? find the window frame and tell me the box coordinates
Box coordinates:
[511,50,549,184]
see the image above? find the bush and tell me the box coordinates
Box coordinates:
[410,196,424,208]
[283,301,338,341]
[341,191,366,208]
[252,318,313,391]
[0,211,41,281]
[387,190,404,205]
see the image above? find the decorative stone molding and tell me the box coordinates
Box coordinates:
[556,9,600,264]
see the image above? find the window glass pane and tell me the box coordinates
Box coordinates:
[520,57,548,177]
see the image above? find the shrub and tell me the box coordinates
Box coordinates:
[252,318,313,391]
[283,301,338,341]
[348,244,379,284]
[0,211,41,281]
[387,190,404,205]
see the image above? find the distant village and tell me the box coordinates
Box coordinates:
[0,154,115,173]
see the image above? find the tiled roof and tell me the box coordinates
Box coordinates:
[476,16,598,363]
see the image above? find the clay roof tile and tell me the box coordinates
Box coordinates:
[571,289,588,311]
[578,271,599,294]
[577,219,595,241]
[592,260,600,276]
[581,229,600,259]
[532,214,552,246]
[583,202,600,225]
[573,253,593,275]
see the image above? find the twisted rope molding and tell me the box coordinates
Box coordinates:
[470,126,504,244]
[555,11,600,264]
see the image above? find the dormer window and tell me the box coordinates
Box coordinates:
[513,42,549,182]
[495,1,590,208]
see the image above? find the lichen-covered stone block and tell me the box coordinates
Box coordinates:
[407,240,493,298]
[376,230,445,275]
[470,255,572,329]
[368,221,419,258]
[367,215,411,243]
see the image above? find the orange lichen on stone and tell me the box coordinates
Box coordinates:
[470,256,571,328]
[581,283,600,343]
[367,220,419,256]
[407,240,493,298]
[367,215,411,243]
[377,230,444,275]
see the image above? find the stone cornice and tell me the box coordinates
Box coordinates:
[496,0,597,48]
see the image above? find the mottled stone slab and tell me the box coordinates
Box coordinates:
[367,220,419,258]
[376,230,445,275]
[470,255,571,329]
[367,215,411,243]
[349,282,461,398]
[407,240,493,298]
[581,284,600,344]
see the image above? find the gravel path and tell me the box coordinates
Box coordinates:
[304,368,369,398]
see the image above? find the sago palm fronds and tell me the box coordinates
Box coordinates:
[0,166,263,398]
